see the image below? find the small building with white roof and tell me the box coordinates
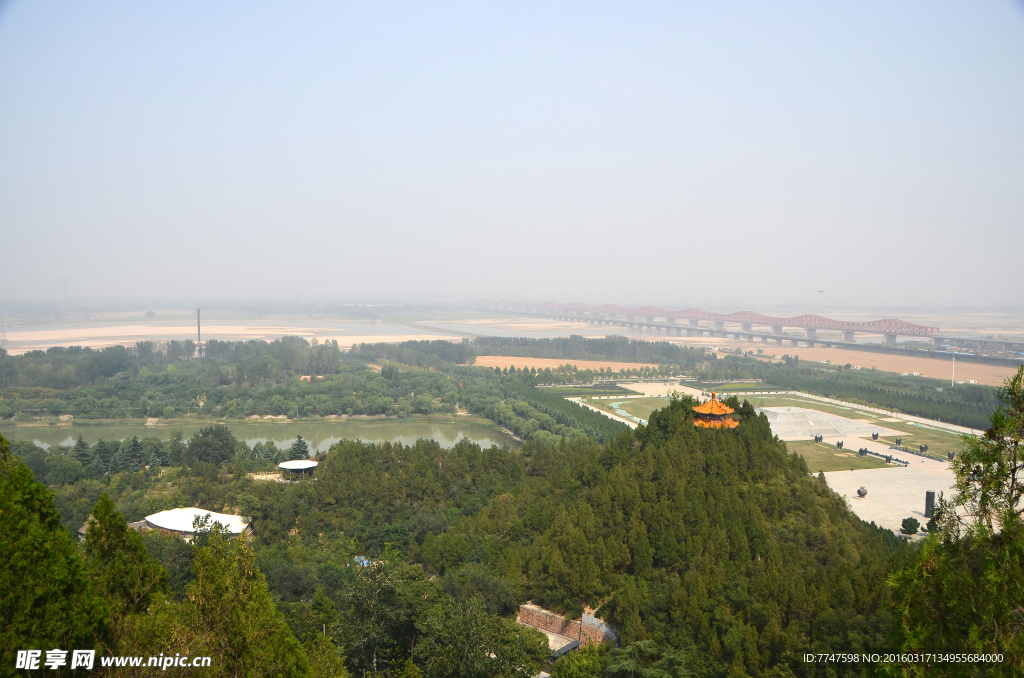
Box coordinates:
[278,459,318,479]
[144,507,252,541]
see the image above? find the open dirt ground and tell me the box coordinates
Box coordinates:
[2,321,457,355]
[654,335,1016,386]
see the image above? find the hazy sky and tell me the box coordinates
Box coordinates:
[1,2,1022,311]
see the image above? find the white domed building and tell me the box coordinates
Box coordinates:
[144,507,252,541]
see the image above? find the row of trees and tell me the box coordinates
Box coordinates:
[493,363,686,386]
[10,425,307,488]
[471,335,708,365]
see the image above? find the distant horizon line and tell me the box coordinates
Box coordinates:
[2,298,1023,315]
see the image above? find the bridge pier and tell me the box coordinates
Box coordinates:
[884,333,897,346]
[771,325,783,336]
[689,319,699,327]
[933,337,943,347]
[843,331,855,343]
[805,328,816,340]
[714,321,725,331]
[741,323,752,333]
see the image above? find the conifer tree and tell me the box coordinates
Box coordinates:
[304,635,350,678]
[290,435,310,460]
[397,657,423,678]
[83,493,167,648]
[0,433,108,657]
[119,436,143,471]
[180,528,312,677]
[108,449,127,475]
[72,434,93,466]
[891,366,1024,670]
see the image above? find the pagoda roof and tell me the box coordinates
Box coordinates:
[694,418,739,429]
[693,394,734,416]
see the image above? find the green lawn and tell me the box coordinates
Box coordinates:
[877,425,966,461]
[581,397,671,423]
[616,397,671,421]
[742,393,967,461]
[786,440,890,473]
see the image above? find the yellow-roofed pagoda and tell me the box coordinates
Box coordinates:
[692,393,738,429]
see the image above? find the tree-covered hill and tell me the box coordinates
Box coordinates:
[421,399,910,676]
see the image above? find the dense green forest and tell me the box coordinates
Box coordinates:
[0,407,909,676]
[0,340,628,444]
[0,334,1001,438]
[7,366,1024,675]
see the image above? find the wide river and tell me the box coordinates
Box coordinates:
[0,415,518,453]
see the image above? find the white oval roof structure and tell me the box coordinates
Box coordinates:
[145,508,249,535]
[279,460,318,470]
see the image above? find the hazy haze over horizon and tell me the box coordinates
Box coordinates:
[2,2,1022,311]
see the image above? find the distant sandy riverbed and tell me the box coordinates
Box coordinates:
[1,321,457,355]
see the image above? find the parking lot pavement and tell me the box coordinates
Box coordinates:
[823,456,956,534]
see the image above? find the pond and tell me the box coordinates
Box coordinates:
[0,415,518,453]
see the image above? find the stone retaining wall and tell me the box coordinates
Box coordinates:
[517,606,614,646]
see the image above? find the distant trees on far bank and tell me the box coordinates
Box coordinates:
[0,334,999,430]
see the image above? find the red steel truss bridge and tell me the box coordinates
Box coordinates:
[479,300,940,339]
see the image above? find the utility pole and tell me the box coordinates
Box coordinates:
[195,308,204,359]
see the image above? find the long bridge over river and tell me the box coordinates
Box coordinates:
[477,301,1023,353]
